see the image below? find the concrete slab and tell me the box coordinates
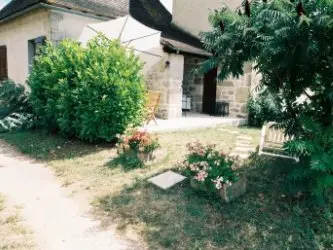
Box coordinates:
[143,112,247,132]
[148,171,186,190]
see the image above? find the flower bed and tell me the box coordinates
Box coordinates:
[183,142,246,203]
[117,127,161,167]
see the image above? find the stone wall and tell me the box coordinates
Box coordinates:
[182,56,252,118]
[182,55,206,112]
[145,53,184,119]
[216,63,252,118]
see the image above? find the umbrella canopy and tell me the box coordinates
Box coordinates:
[78,15,162,56]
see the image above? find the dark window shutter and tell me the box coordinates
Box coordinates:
[0,46,8,80]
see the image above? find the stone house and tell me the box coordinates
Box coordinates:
[0,0,252,120]
[0,0,128,84]
[128,0,252,119]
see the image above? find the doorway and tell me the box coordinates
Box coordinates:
[202,68,217,115]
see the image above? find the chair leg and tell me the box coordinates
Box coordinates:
[153,115,158,125]
[146,116,152,125]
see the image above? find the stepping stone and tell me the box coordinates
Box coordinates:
[231,153,250,159]
[235,142,252,147]
[218,129,239,134]
[148,171,186,190]
[235,147,255,153]
[237,136,253,141]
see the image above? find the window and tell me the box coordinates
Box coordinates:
[0,45,8,80]
[28,36,46,73]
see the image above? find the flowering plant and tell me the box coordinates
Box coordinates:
[117,127,160,154]
[183,142,239,192]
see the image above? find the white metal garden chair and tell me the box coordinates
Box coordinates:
[259,122,299,162]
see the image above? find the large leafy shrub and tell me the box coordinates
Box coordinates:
[0,79,33,132]
[247,87,281,127]
[201,0,333,202]
[28,35,146,141]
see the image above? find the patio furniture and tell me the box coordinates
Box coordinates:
[215,101,229,117]
[182,95,191,117]
[259,122,299,162]
[145,91,161,125]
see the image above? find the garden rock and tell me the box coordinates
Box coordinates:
[148,171,186,190]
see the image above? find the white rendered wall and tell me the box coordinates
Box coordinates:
[0,8,50,84]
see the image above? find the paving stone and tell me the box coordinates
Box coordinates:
[218,128,240,134]
[231,153,250,159]
[148,171,186,190]
[228,131,240,135]
[235,147,255,153]
[237,136,253,141]
[235,142,252,147]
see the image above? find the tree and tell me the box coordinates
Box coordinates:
[201,0,333,202]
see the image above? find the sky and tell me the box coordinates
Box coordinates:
[0,0,10,10]
[160,0,173,13]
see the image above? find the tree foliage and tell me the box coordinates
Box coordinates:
[247,86,282,126]
[201,0,333,201]
[28,35,146,142]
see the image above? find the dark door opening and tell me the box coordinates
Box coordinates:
[0,46,8,80]
[202,68,217,115]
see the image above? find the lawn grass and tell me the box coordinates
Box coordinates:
[0,194,35,250]
[1,126,332,249]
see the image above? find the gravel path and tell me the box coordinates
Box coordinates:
[0,142,134,250]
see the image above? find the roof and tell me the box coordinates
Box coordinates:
[0,0,129,21]
[161,38,211,57]
[130,0,210,57]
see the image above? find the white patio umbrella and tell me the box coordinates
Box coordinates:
[78,15,163,58]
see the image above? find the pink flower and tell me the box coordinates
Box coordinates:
[189,163,200,171]
[200,161,209,170]
[194,170,208,182]
[198,150,205,156]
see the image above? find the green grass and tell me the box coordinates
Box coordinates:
[0,130,105,160]
[98,158,333,250]
[1,127,333,249]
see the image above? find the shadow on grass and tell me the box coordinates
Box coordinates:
[106,153,144,172]
[0,130,109,161]
[97,157,333,250]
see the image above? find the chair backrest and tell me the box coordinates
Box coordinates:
[146,91,161,110]
[264,122,293,144]
[259,122,299,162]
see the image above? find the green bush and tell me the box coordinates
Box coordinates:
[0,79,33,132]
[28,35,146,141]
[247,87,281,127]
